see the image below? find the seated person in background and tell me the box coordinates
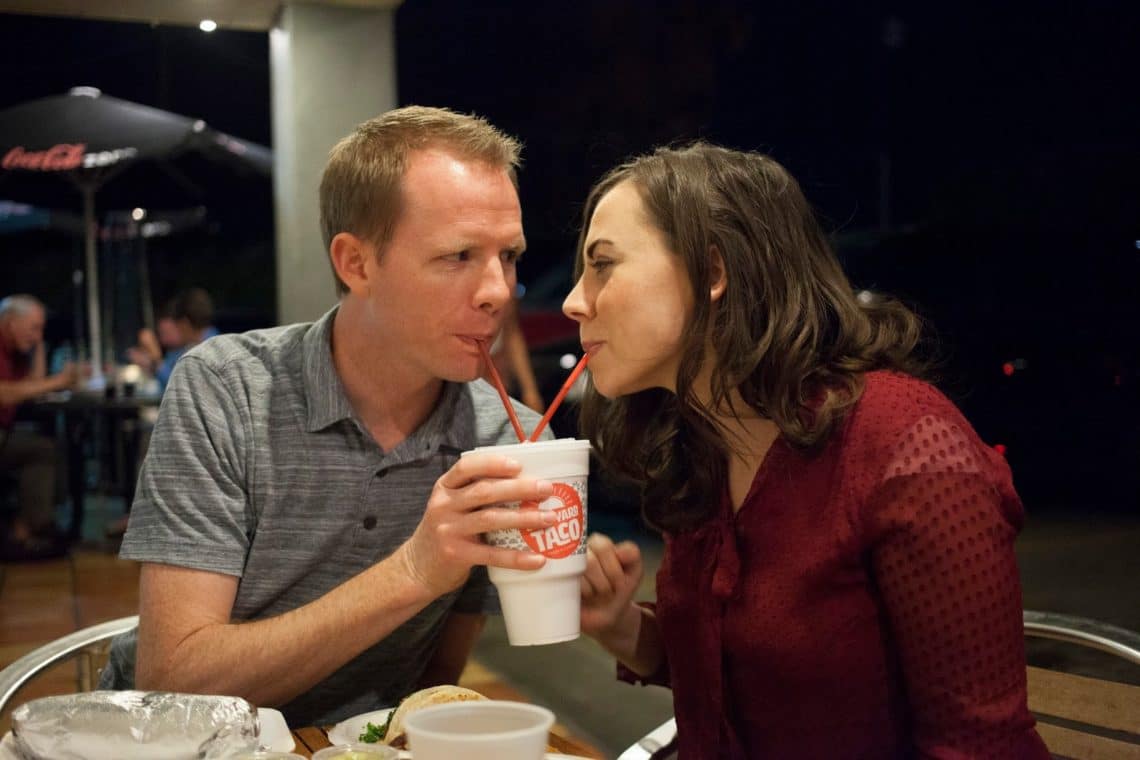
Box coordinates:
[565,143,1050,758]
[126,309,183,388]
[128,288,218,393]
[0,294,76,561]
[104,106,555,728]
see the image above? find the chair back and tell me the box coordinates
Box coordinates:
[1023,610,1140,759]
[0,615,139,717]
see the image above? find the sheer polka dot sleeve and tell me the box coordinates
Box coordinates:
[864,415,1046,758]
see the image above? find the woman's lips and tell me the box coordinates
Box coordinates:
[581,341,604,355]
[457,334,495,349]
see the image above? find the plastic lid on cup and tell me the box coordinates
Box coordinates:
[466,438,591,456]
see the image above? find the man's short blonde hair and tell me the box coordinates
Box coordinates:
[319,105,523,295]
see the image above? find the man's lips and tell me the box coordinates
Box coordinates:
[581,341,604,355]
[457,334,495,345]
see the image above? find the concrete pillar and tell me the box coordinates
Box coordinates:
[270,1,399,325]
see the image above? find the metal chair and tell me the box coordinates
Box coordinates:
[616,610,1140,759]
[1023,610,1140,759]
[0,615,138,717]
[617,716,676,760]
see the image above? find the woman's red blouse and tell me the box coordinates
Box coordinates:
[622,371,1050,759]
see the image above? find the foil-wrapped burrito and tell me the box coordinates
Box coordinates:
[11,691,261,760]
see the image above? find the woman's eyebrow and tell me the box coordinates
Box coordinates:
[585,239,613,259]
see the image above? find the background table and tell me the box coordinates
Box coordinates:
[26,391,160,541]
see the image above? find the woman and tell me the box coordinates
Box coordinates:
[562,143,1049,758]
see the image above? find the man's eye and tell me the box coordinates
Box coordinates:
[501,250,521,264]
[444,251,470,262]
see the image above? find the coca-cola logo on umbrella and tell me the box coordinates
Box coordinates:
[2,143,139,171]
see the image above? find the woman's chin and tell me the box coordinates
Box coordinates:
[592,374,649,400]
[589,374,625,399]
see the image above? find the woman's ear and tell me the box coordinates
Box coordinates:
[709,245,728,303]
[329,232,373,296]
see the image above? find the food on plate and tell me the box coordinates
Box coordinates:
[357,719,387,744]
[10,691,258,760]
[362,685,488,748]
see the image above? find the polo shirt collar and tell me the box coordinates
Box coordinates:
[301,306,477,456]
[302,306,355,432]
[424,381,476,454]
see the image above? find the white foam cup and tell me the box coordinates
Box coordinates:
[461,438,591,646]
[403,701,554,760]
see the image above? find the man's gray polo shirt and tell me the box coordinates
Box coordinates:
[114,306,548,726]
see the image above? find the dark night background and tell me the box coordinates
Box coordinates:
[0,1,1136,512]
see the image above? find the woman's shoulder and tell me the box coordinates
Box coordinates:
[855,370,962,426]
[839,370,975,462]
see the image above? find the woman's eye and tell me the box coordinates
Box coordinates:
[590,259,612,273]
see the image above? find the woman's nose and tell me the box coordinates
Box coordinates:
[562,277,591,322]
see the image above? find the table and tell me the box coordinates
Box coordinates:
[25,391,161,541]
[289,721,602,758]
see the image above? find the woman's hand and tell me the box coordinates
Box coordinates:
[580,532,643,639]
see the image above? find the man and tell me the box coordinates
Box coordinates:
[107,107,556,727]
[127,288,219,393]
[0,295,76,561]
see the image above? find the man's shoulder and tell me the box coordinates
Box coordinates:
[182,322,311,377]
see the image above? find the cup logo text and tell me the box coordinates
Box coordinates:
[520,482,584,559]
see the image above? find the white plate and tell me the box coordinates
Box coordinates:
[257,706,295,752]
[327,710,590,759]
[327,707,395,747]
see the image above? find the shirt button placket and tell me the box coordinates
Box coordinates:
[361,468,388,530]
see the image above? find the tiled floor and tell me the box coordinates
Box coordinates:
[0,550,140,733]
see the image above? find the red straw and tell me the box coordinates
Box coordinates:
[478,339,527,442]
[529,352,591,442]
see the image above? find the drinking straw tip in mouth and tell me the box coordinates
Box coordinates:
[477,338,527,442]
[528,352,590,442]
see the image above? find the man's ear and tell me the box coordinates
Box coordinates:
[709,245,728,303]
[329,232,374,296]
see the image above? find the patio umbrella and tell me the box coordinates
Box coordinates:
[0,86,272,385]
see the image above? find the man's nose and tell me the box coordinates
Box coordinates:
[475,257,513,311]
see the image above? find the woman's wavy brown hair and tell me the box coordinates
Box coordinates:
[575,142,928,533]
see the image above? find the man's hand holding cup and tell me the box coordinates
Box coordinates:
[397,453,557,598]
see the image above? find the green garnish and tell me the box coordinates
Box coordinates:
[358,721,385,743]
[358,700,400,743]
